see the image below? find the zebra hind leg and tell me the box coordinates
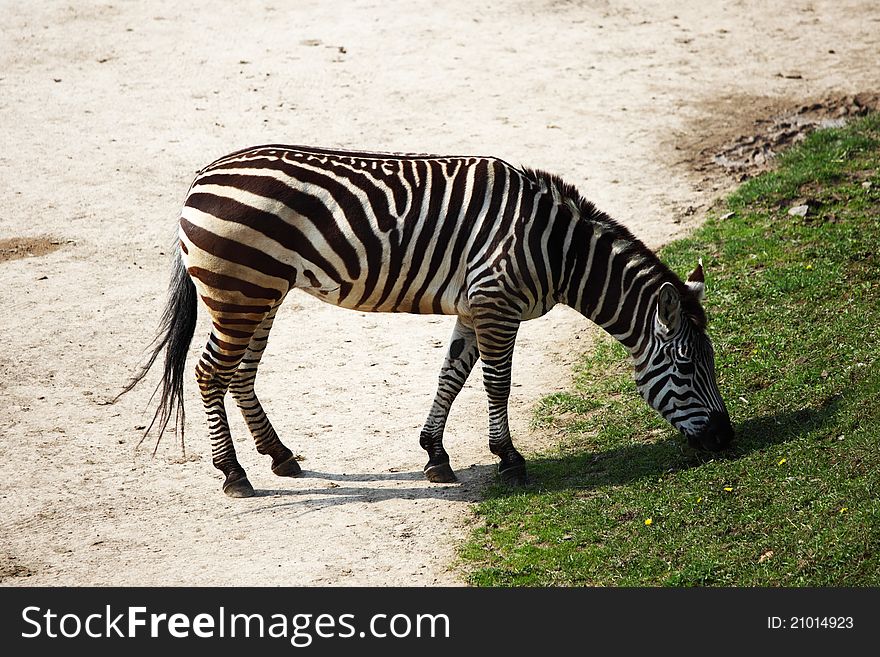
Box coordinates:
[229,305,301,479]
[420,318,480,483]
[195,323,256,497]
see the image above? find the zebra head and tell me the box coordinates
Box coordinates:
[635,261,733,451]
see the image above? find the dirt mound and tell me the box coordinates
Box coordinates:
[665,92,879,225]
[711,93,879,177]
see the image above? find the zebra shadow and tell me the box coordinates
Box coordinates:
[237,463,498,515]
[236,395,841,510]
[492,394,844,495]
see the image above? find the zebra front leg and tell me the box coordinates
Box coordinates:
[229,305,301,479]
[420,318,480,483]
[473,315,527,486]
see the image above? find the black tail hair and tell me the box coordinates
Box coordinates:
[115,248,197,455]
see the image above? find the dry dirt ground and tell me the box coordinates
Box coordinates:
[1,0,877,586]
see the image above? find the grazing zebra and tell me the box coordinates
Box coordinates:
[121,145,733,497]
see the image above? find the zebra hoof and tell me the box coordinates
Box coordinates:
[223,472,255,498]
[499,463,528,487]
[272,455,303,478]
[424,462,458,483]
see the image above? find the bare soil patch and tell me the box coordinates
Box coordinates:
[673,92,880,188]
[0,237,64,263]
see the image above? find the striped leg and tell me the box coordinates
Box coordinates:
[420,318,480,483]
[195,315,266,498]
[473,312,527,486]
[229,305,301,479]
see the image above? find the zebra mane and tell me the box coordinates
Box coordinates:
[522,167,707,330]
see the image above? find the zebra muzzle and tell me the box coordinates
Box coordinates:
[687,410,734,452]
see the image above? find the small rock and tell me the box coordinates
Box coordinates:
[788,204,810,217]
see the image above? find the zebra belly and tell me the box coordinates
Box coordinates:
[295,269,466,315]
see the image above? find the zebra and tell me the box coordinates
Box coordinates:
[120,144,734,498]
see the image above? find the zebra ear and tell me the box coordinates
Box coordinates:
[657,282,681,333]
[686,257,706,301]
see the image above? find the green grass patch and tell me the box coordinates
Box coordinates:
[460,114,880,586]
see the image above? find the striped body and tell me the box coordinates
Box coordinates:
[181,146,564,320]
[126,144,733,498]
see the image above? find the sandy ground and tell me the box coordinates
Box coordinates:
[1,0,877,586]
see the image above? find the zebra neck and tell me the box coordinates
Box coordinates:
[562,223,668,355]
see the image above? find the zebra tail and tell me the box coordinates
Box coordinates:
[114,248,197,455]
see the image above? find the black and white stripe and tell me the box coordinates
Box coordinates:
[123,144,732,497]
